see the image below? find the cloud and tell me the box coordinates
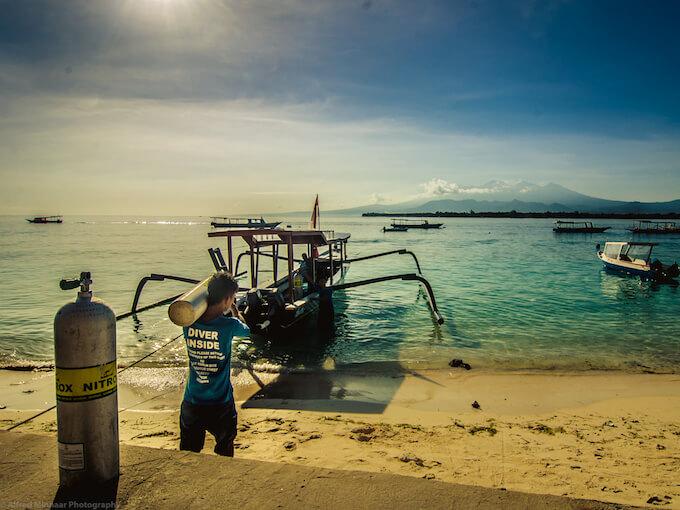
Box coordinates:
[420,179,502,197]
[369,192,387,204]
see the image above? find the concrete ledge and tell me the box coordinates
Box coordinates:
[0,431,638,509]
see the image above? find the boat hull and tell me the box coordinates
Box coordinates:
[241,260,349,335]
[211,221,280,228]
[554,227,609,233]
[599,256,654,278]
[628,229,680,235]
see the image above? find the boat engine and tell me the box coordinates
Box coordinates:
[651,259,679,281]
[244,289,285,332]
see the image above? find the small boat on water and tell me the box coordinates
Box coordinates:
[596,242,679,282]
[211,217,281,229]
[391,218,443,229]
[553,220,610,233]
[127,199,444,335]
[26,215,63,224]
[627,220,680,235]
[382,225,408,232]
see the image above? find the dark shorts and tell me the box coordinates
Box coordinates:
[179,398,237,456]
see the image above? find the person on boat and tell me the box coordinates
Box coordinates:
[299,253,315,292]
[179,271,249,457]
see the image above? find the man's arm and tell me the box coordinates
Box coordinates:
[230,302,246,323]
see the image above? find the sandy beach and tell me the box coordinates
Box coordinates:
[1,366,679,508]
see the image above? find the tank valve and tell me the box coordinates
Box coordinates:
[59,272,92,294]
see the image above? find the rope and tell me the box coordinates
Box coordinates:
[4,333,184,431]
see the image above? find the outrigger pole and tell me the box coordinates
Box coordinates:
[231,248,422,277]
[330,273,444,325]
[118,274,201,320]
[345,249,422,274]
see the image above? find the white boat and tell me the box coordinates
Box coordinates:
[596,242,678,282]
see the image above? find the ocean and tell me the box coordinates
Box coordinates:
[1,214,679,374]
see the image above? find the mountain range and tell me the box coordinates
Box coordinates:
[335,182,680,215]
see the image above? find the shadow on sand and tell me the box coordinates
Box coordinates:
[53,477,119,508]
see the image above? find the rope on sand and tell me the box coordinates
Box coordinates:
[4,333,184,431]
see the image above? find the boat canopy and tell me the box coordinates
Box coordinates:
[208,227,350,301]
[603,241,658,261]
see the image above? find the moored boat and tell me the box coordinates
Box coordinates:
[391,218,443,229]
[596,242,678,282]
[553,220,610,233]
[210,217,281,229]
[627,220,680,235]
[126,199,444,336]
[26,215,63,224]
[382,225,408,232]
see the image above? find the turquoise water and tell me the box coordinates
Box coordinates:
[1,214,678,373]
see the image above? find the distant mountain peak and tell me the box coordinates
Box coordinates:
[343,180,679,215]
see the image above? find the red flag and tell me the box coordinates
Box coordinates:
[310,194,320,230]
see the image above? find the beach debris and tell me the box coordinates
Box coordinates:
[422,473,436,480]
[283,441,296,450]
[528,423,565,435]
[351,426,375,435]
[603,421,616,427]
[656,443,666,450]
[22,389,35,394]
[354,434,372,442]
[448,359,471,370]
[646,495,672,505]
[132,430,174,439]
[399,453,424,466]
[471,400,481,409]
[299,433,322,443]
[468,425,497,436]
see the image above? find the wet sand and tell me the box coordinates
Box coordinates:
[1,366,679,508]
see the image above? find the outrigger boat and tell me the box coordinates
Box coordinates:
[211,217,280,229]
[382,225,408,232]
[627,220,680,235]
[596,242,679,282]
[553,220,610,233]
[26,215,62,224]
[391,218,443,229]
[125,204,444,334]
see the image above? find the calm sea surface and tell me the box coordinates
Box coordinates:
[1,214,679,373]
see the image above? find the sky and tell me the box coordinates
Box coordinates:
[1,0,679,215]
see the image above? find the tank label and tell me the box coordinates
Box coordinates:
[55,360,117,402]
[59,442,85,471]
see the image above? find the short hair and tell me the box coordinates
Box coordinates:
[207,271,238,306]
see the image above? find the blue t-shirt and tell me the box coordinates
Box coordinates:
[183,316,250,405]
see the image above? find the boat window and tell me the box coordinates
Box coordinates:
[628,244,652,261]
[603,244,622,258]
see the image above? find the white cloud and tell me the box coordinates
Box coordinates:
[420,179,504,197]
[369,192,387,204]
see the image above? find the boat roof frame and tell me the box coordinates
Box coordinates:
[604,241,659,247]
[208,227,350,302]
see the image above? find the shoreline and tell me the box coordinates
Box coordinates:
[2,367,679,508]
[362,211,680,219]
